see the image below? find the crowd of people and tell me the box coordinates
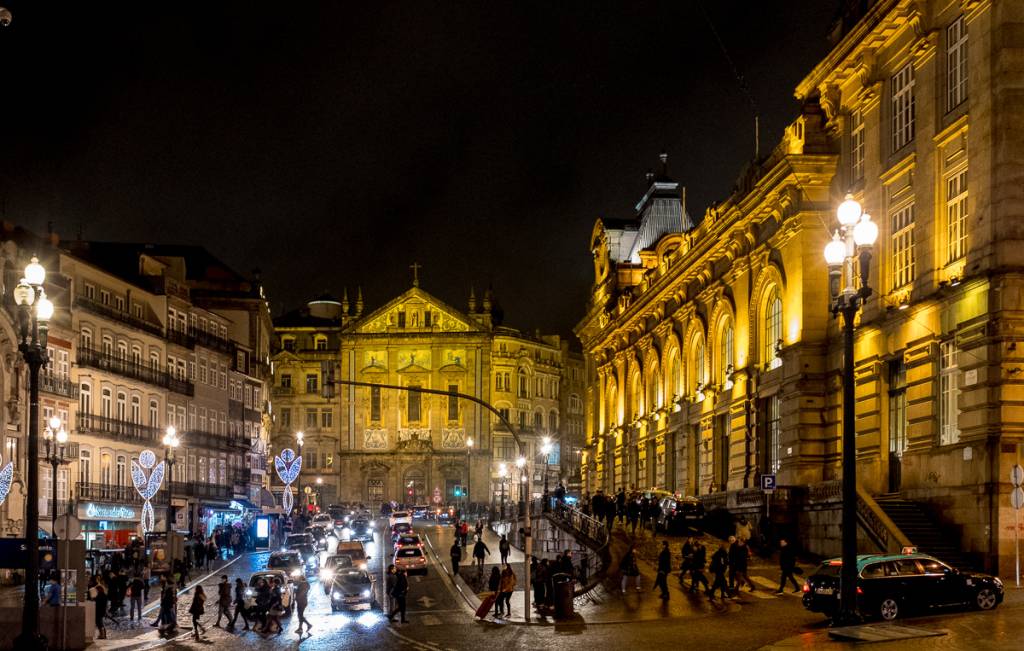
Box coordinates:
[579,486,663,535]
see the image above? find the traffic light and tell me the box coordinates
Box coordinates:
[453,486,462,497]
[407,489,413,497]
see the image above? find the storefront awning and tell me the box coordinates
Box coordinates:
[230,498,260,510]
[260,487,276,507]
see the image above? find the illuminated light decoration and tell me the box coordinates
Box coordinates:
[131,449,166,533]
[0,454,12,506]
[275,448,302,513]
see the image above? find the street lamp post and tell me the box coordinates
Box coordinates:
[498,463,508,520]
[43,417,70,545]
[465,437,473,516]
[12,256,54,651]
[540,436,552,512]
[824,193,878,625]
[315,476,323,511]
[163,427,180,539]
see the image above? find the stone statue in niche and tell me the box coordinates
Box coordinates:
[412,311,419,328]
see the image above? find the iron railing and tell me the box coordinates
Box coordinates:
[39,371,79,399]
[77,413,162,443]
[77,343,194,396]
[74,295,164,336]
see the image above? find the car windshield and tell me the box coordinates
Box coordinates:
[398,536,418,545]
[296,545,315,556]
[392,524,412,533]
[337,571,371,585]
[250,574,278,587]
[351,519,369,529]
[286,535,309,546]
[326,556,353,569]
[269,554,301,568]
[814,562,843,578]
[397,548,422,558]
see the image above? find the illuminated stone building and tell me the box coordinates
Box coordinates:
[272,282,574,510]
[578,0,1023,575]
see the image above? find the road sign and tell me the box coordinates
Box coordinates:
[54,514,82,540]
[1012,487,1024,510]
[761,474,777,491]
[1011,464,1024,487]
[433,487,442,504]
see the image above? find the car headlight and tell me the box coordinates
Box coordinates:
[361,589,371,598]
[332,591,341,599]
[343,528,352,537]
[321,569,334,581]
[359,562,367,570]
[245,589,254,597]
[369,520,375,527]
[290,569,302,577]
[319,538,326,544]
[993,577,1003,587]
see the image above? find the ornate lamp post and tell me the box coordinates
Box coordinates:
[540,436,553,512]
[823,193,878,625]
[12,256,54,651]
[315,476,323,511]
[162,426,180,537]
[515,455,526,517]
[498,463,508,520]
[43,416,70,543]
[465,437,473,514]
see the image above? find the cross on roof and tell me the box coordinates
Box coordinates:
[410,262,422,287]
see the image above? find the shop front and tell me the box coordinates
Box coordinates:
[77,501,147,550]
[200,500,256,539]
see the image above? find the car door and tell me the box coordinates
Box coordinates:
[892,559,927,612]
[919,558,961,606]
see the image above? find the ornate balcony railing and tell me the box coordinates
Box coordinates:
[77,343,194,396]
[39,371,79,400]
[76,481,166,505]
[77,413,162,443]
[74,295,164,336]
[169,481,232,501]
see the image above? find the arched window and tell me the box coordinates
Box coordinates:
[647,362,661,412]
[630,371,643,420]
[149,399,159,427]
[720,321,735,388]
[607,381,618,428]
[548,410,558,432]
[670,352,682,400]
[690,334,706,395]
[79,449,92,484]
[100,453,112,485]
[518,370,529,398]
[116,391,127,421]
[764,288,783,370]
[533,411,543,430]
[101,388,112,419]
[116,455,126,486]
[81,328,93,350]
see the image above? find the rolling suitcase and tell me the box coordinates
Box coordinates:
[476,592,497,619]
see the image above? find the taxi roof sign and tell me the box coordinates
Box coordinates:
[901,546,918,555]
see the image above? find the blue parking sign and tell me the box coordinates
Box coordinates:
[761,474,776,491]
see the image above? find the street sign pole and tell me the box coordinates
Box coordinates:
[1011,465,1024,588]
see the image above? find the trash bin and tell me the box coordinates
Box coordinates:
[552,572,574,618]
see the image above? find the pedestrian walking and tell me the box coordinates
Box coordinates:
[533,558,548,607]
[460,521,470,547]
[450,540,462,576]
[94,581,110,639]
[206,540,218,570]
[129,573,145,621]
[615,487,626,525]
[688,542,710,593]
[472,537,490,571]
[730,538,755,593]
[215,575,232,627]
[294,575,312,634]
[264,580,284,635]
[708,542,730,600]
[387,568,409,624]
[620,547,641,592]
[141,564,151,602]
[498,534,511,565]
[45,576,61,606]
[189,585,207,640]
[726,536,739,591]
[497,564,516,617]
[654,540,671,600]
[229,577,250,631]
[776,539,801,593]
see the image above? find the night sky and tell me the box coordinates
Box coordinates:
[0,1,836,337]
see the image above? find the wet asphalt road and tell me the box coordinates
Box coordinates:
[102,520,1023,651]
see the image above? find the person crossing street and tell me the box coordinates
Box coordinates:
[387,566,409,624]
[654,540,672,600]
[215,575,232,627]
[450,540,462,575]
[776,539,802,593]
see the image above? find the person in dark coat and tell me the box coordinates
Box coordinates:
[654,541,672,599]
[708,542,730,600]
[487,567,502,616]
[188,585,207,639]
[498,535,511,565]
[729,538,754,593]
[776,539,801,593]
[472,537,490,571]
[387,568,409,623]
[615,488,627,524]
[229,577,250,631]
[533,558,548,606]
[129,572,145,621]
[94,581,110,639]
[450,541,463,576]
[688,542,710,594]
[215,575,232,627]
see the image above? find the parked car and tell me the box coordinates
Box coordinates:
[329,568,377,611]
[394,546,428,575]
[319,554,355,593]
[802,551,1004,621]
[389,511,412,527]
[245,570,295,615]
[655,495,705,533]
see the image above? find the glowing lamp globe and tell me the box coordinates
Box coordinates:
[24,256,45,286]
[35,295,54,321]
[854,214,879,247]
[824,232,846,266]
[837,194,862,226]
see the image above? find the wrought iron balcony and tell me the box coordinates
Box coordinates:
[77,343,195,396]
[76,481,166,505]
[181,429,251,452]
[166,327,196,349]
[74,295,164,336]
[193,328,235,355]
[39,371,79,399]
[169,481,232,501]
[76,413,162,443]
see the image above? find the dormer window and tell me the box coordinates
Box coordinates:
[282,337,295,352]
[314,335,328,351]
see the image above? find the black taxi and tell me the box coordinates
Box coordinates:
[802,550,1003,621]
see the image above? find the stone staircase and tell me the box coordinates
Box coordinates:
[874,495,972,569]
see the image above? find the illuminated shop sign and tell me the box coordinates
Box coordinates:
[83,503,137,521]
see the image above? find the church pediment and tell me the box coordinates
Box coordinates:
[398,363,430,374]
[348,287,480,335]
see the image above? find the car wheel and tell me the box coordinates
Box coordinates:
[878,596,899,621]
[976,587,998,610]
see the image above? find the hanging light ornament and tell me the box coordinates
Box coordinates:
[131,450,166,533]
[274,448,302,513]
[0,454,12,506]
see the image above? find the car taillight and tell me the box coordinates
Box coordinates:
[802,583,810,593]
[856,586,863,595]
